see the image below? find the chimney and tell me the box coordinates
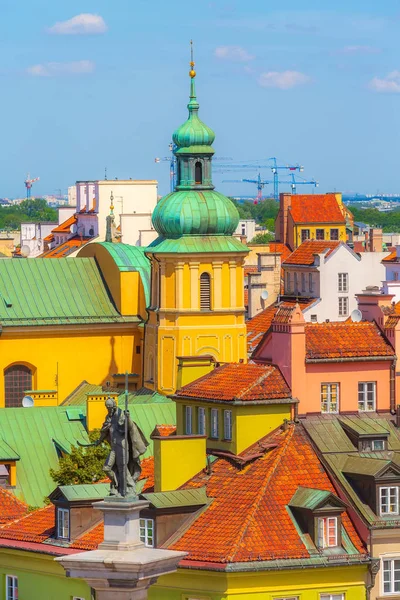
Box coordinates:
[356,289,394,328]
[364,230,369,251]
[276,193,292,245]
[370,228,383,252]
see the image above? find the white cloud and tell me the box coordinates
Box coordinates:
[337,45,381,55]
[369,71,400,93]
[214,46,254,62]
[258,70,311,90]
[27,60,95,77]
[48,14,107,35]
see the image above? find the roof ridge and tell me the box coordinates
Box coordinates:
[227,426,294,562]
[235,367,272,400]
[0,503,52,532]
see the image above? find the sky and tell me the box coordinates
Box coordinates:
[1,0,400,198]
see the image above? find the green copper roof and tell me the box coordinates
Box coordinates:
[97,243,151,306]
[289,487,334,511]
[151,190,240,238]
[142,487,210,509]
[61,384,170,407]
[52,483,110,502]
[173,76,215,155]
[147,234,248,254]
[0,258,138,326]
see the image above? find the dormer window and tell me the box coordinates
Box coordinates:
[359,437,387,452]
[57,507,70,540]
[380,486,400,516]
[317,516,338,548]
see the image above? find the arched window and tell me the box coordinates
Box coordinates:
[4,364,32,408]
[195,161,203,185]
[200,272,211,311]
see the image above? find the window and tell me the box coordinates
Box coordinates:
[338,273,348,293]
[140,518,154,547]
[338,297,349,317]
[185,406,193,435]
[301,273,306,292]
[5,576,17,600]
[301,229,310,242]
[286,272,291,291]
[223,410,232,440]
[73,597,86,600]
[380,487,400,516]
[358,382,376,411]
[309,273,314,293]
[198,407,206,435]
[136,345,141,354]
[200,272,211,311]
[330,228,339,240]
[274,597,299,600]
[320,595,344,600]
[317,516,338,548]
[210,409,219,439]
[311,314,318,323]
[294,273,298,293]
[4,364,32,408]
[360,438,386,452]
[394,272,399,282]
[241,224,246,235]
[383,558,400,594]
[57,507,70,539]
[321,383,339,413]
[195,161,203,184]
[316,229,324,240]
[372,439,385,451]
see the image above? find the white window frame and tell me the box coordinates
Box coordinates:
[223,410,232,441]
[338,273,348,293]
[382,557,400,595]
[185,406,192,435]
[321,383,339,414]
[140,518,154,547]
[274,597,299,600]
[358,382,376,412]
[372,439,385,451]
[309,273,314,293]
[338,296,349,317]
[57,507,70,539]
[294,272,298,293]
[210,408,219,439]
[317,516,338,548]
[301,273,306,292]
[5,576,17,600]
[198,407,206,435]
[320,595,344,600]
[380,487,400,516]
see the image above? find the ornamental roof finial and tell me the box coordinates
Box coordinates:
[189,39,196,79]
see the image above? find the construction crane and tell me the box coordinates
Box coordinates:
[223,173,272,204]
[269,157,303,200]
[155,143,176,193]
[289,173,319,194]
[24,174,40,199]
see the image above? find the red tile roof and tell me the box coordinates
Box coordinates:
[267,242,292,261]
[353,241,365,253]
[43,233,54,243]
[70,522,103,550]
[289,194,346,224]
[0,505,55,542]
[244,266,258,276]
[383,249,398,262]
[51,214,77,234]
[152,425,177,437]
[169,425,365,563]
[305,322,394,359]
[0,488,28,525]
[283,240,340,266]
[40,236,89,258]
[175,363,291,403]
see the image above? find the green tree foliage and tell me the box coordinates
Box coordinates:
[231,198,278,228]
[0,199,57,230]
[349,205,400,233]
[50,431,109,486]
[250,232,275,244]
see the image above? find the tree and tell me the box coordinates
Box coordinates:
[50,431,109,486]
[250,232,275,244]
[0,199,57,230]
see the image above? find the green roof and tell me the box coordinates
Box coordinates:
[302,417,356,453]
[61,384,171,407]
[289,487,333,510]
[61,382,103,407]
[339,415,395,440]
[142,487,209,509]
[0,258,138,326]
[55,483,110,501]
[97,243,151,306]
[147,235,248,254]
[342,455,400,478]
[0,406,89,507]
[0,439,20,461]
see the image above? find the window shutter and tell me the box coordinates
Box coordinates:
[200,273,211,311]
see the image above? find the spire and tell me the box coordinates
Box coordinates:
[188,40,199,112]
[106,191,114,243]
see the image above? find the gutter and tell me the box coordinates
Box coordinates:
[172,396,296,407]
[390,356,397,414]
[306,356,394,364]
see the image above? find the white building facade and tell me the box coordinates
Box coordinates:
[382,246,400,303]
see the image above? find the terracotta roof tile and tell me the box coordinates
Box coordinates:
[244,266,258,276]
[283,240,341,266]
[306,322,394,359]
[152,425,177,437]
[289,194,346,224]
[51,215,77,234]
[175,363,291,403]
[0,488,28,525]
[383,249,398,263]
[40,236,89,258]
[0,505,55,542]
[169,425,365,563]
[70,522,104,550]
[267,243,292,261]
[43,233,54,243]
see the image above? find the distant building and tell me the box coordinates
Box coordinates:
[235,218,256,241]
[19,221,57,258]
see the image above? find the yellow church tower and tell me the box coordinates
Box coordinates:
[144,46,248,395]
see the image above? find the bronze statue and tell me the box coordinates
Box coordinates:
[80,398,149,498]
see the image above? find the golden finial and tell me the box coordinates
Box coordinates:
[110,191,114,212]
[189,39,196,78]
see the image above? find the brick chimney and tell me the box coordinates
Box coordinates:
[356,289,394,328]
[276,193,292,245]
[369,228,383,252]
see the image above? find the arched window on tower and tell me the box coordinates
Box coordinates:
[195,161,203,185]
[200,272,211,311]
[4,364,32,408]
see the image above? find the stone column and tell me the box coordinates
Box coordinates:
[56,499,186,600]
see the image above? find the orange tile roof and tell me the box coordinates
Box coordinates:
[40,236,89,258]
[306,322,394,359]
[169,425,365,563]
[43,233,54,243]
[0,505,55,542]
[175,363,291,403]
[152,425,177,437]
[383,249,398,262]
[267,242,292,261]
[244,288,248,306]
[353,241,366,253]
[0,488,28,525]
[283,240,341,266]
[244,266,258,276]
[51,214,77,234]
[289,194,346,224]
[70,521,103,550]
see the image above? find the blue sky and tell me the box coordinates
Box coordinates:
[1,0,400,198]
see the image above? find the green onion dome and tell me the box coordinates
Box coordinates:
[172,78,215,155]
[152,190,239,237]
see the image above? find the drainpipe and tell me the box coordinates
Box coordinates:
[390,357,397,414]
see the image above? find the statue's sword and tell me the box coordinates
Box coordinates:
[77,440,97,448]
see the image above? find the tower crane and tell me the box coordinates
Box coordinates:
[24,174,40,199]
[223,173,272,204]
[269,157,303,200]
[155,143,176,193]
[289,173,319,194]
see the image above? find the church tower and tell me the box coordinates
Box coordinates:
[144,46,248,395]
